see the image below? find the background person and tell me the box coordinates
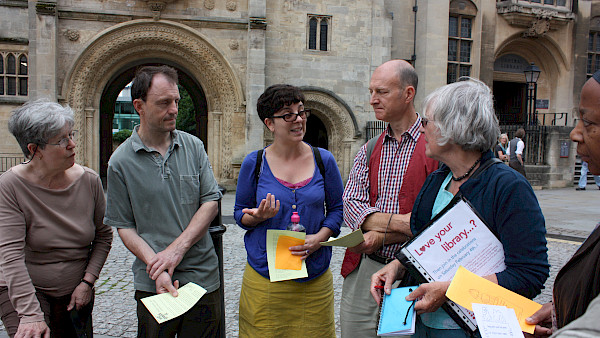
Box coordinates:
[340,60,437,338]
[525,70,600,337]
[575,160,600,191]
[234,84,343,337]
[0,99,112,337]
[103,66,222,336]
[371,78,549,338]
[495,133,508,161]
[507,128,526,177]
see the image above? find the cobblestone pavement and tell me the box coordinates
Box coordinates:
[0,187,594,337]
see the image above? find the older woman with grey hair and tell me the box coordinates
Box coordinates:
[371,78,549,337]
[0,99,112,338]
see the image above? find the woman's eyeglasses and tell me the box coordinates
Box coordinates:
[269,110,311,122]
[44,130,78,148]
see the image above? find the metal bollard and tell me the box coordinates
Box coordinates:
[208,187,227,338]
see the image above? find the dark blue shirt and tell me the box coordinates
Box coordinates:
[410,151,549,298]
[234,147,344,281]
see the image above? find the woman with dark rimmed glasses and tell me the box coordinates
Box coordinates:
[0,99,112,337]
[234,84,343,337]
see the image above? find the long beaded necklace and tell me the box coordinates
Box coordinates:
[451,157,482,181]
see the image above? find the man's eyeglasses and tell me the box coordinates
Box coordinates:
[269,110,311,122]
[44,130,78,148]
[420,117,429,128]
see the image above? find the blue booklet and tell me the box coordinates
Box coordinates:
[377,286,417,336]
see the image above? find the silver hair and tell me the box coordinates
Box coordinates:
[8,99,75,158]
[423,77,500,152]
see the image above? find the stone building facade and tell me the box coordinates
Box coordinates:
[0,0,597,188]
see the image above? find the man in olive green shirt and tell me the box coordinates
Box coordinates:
[104,65,221,337]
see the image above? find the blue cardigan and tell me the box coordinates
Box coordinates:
[234,147,344,281]
[410,151,549,298]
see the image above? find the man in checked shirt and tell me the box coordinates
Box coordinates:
[340,60,438,337]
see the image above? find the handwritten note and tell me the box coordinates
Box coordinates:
[473,303,524,338]
[140,282,207,324]
[266,230,308,282]
[446,266,541,333]
[320,230,365,247]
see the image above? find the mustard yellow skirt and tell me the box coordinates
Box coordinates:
[239,263,335,338]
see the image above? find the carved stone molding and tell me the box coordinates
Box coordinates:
[226,1,237,11]
[36,1,56,15]
[65,29,80,41]
[496,2,574,29]
[303,90,356,179]
[249,17,267,30]
[204,0,215,10]
[229,40,239,50]
[523,18,550,37]
[63,20,244,179]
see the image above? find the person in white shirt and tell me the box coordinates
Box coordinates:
[506,128,526,177]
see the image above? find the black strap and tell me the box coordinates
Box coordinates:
[254,146,326,184]
[469,156,502,181]
[254,148,264,183]
[312,146,326,179]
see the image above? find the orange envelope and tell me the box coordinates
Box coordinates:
[446,266,542,334]
[275,235,305,270]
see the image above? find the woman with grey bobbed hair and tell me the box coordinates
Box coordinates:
[371,79,549,337]
[0,99,112,338]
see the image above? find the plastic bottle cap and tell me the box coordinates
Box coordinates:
[291,212,300,223]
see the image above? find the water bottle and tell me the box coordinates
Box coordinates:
[286,212,305,232]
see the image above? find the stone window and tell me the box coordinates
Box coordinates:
[447,0,477,84]
[1,52,28,97]
[587,17,600,78]
[307,15,331,51]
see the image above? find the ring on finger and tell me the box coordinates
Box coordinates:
[306,249,310,255]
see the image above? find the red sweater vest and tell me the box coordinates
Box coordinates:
[341,133,438,277]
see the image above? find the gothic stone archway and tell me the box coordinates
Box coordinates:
[303,89,359,180]
[62,19,244,182]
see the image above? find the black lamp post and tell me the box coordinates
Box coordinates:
[523,62,541,125]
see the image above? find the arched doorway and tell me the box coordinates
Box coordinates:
[493,54,529,124]
[98,62,208,179]
[61,19,244,184]
[300,87,361,180]
[304,114,329,149]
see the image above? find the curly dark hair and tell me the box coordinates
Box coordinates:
[256,84,305,122]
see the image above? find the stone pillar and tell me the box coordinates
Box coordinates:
[479,1,497,87]
[387,0,417,61]
[370,0,392,69]
[413,0,449,110]
[84,107,95,170]
[572,1,592,123]
[30,0,58,100]
[246,0,267,152]
[208,111,223,179]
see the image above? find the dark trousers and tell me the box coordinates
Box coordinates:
[509,160,527,178]
[0,286,93,338]
[135,288,221,338]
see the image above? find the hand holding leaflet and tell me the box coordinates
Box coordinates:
[266,230,308,282]
[319,230,365,247]
[140,282,207,324]
[446,266,541,334]
[472,303,524,338]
